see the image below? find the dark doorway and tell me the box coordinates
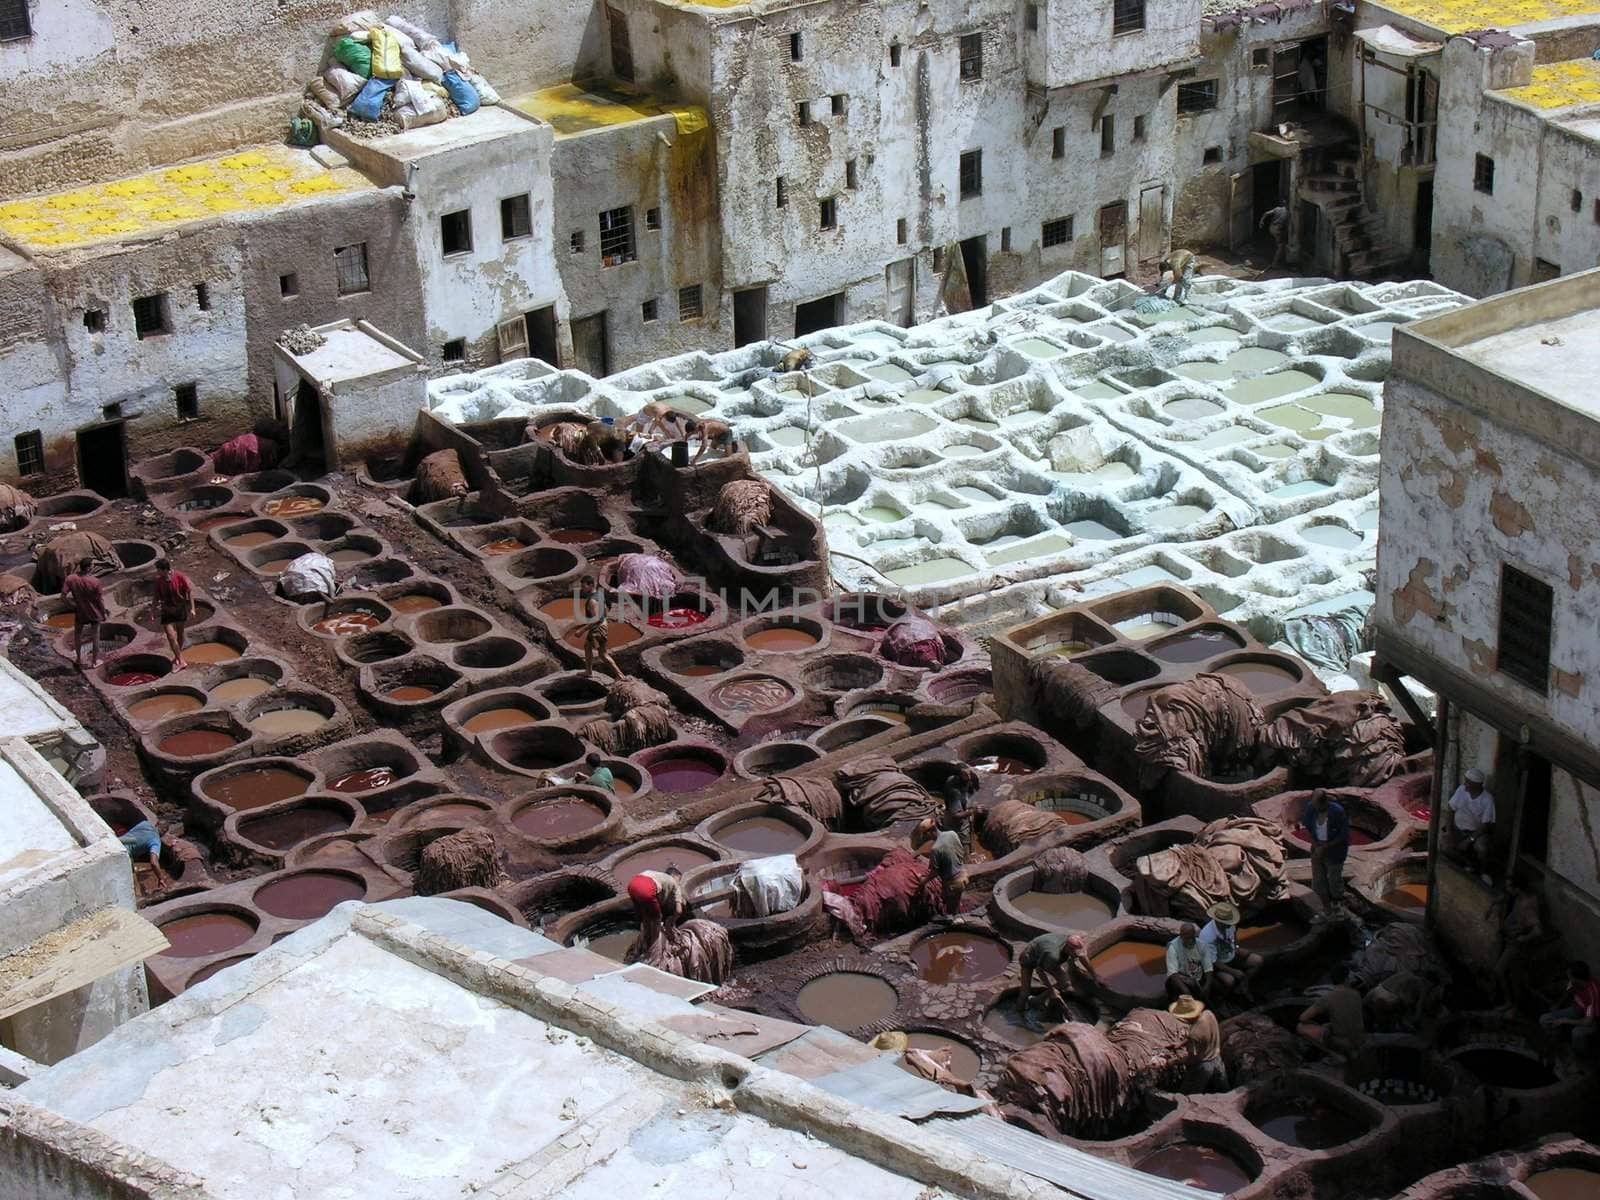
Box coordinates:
[733,286,768,347]
[959,235,988,307]
[572,312,609,377]
[525,306,559,367]
[1519,753,1552,863]
[1253,161,1286,226]
[793,292,843,336]
[1414,179,1434,272]
[1274,36,1328,119]
[291,379,326,469]
[76,422,128,498]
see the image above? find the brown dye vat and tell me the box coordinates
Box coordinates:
[239,807,350,851]
[255,871,365,920]
[1122,693,1154,721]
[716,816,806,855]
[193,514,240,532]
[899,1032,982,1084]
[185,643,241,665]
[226,531,276,549]
[1012,890,1114,930]
[679,664,722,677]
[857,705,909,724]
[984,1001,1045,1046]
[1091,941,1167,998]
[912,931,1011,985]
[539,597,582,621]
[1216,661,1299,695]
[249,708,327,736]
[328,548,371,566]
[581,924,638,961]
[973,755,1035,776]
[796,972,897,1028]
[389,594,444,614]
[208,767,310,810]
[463,707,539,734]
[709,676,794,713]
[329,767,397,793]
[480,538,528,556]
[745,626,820,652]
[1238,918,1311,951]
[386,685,437,702]
[549,527,604,544]
[257,557,297,574]
[1382,882,1429,911]
[312,612,382,636]
[45,612,78,630]
[185,955,251,988]
[262,496,325,516]
[644,757,725,793]
[513,796,606,839]
[1134,1144,1253,1193]
[128,693,204,721]
[159,728,239,757]
[1253,1102,1370,1149]
[160,912,255,957]
[1526,1170,1600,1200]
[1450,1047,1556,1090]
[1151,629,1247,663]
[1290,826,1377,848]
[211,677,274,703]
[610,844,715,879]
[560,621,643,650]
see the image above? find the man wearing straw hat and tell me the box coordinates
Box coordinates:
[1198,901,1263,1002]
[1169,995,1228,1093]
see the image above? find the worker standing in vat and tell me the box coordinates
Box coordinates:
[1153,249,1198,303]
[940,763,980,844]
[150,557,196,671]
[1165,922,1218,1002]
[920,828,969,915]
[625,402,687,445]
[1296,962,1367,1060]
[578,574,623,679]
[1017,931,1097,1028]
[1489,878,1544,1012]
[1169,995,1228,1093]
[1260,204,1290,269]
[1302,789,1350,921]
[62,556,109,670]
[119,820,172,898]
[1198,901,1262,1002]
[685,416,736,465]
[577,752,615,792]
[1445,767,1496,877]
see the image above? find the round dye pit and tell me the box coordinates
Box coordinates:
[709,676,794,713]
[389,593,445,615]
[1355,1075,1440,1105]
[644,756,725,794]
[210,676,275,704]
[158,728,239,758]
[899,1033,982,1084]
[128,692,205,721]
[1525,1169,1600,1200]
[184,955,251,989]
[577,924,638,961]
[254,871,366,920]
[1237,916,1312,951]
[1012,890,1115,930]
[261,495,326,517]
[714,815,807,855]
[159,911,257,958]
[548,527,605,544]
[745,625,821,652]
[225,531,277,549]
[1090,941,1167,999]
[1216,660,1300,695]
[463,707,540,734]
[206,767,310,810]
[184,642,242,666]
[43,611,78,630]
[983,995,1046,1046]
[972,755,1036,776]
[385,685,437,702]
[1381,881,1429,911]
[512,796,608,840]
[911,931,1012,985]
[329,766,398,793]
[1449,1047,1556,1090]
[1250,1100,1371,1149]
[647,606,710,630]
[1134,1144,1254,1193]
[237,805,352,852]
[249,707,328,737]
[610,844,716,879]
[312,611,384,636]
[107,665,165,687]
[560,621,643,650]
[1150,628,1246,664]
[539,597,582,622]
[479,538,528,556]
[796,972,898,1029]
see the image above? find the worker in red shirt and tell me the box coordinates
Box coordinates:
[150,557,196,670]
[61,556,109,670]
[1540,960,1600,1058]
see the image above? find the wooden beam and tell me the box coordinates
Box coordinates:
[1370,658,1436,745]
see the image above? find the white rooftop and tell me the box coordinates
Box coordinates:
[0,754,78,891]
[1453,307,1600,419]
[288,321,421,386]
[0,658,83,741]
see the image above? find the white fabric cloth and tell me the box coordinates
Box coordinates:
[278,552,337,601]
[1448,784,1496,831]
[732,855,803,918]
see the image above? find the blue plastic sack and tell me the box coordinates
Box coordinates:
[441,70,480,116]
[349,76,395,122]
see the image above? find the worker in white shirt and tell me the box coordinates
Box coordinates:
[1446,767,1496,874]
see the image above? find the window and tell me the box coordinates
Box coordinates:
[1042,216,1072,247]
[1134,114,1147,141]
[1203,145,1223,164]
[819,197,837,230]
[897,217,908,244]
[960,33,983,81]
[102,403,121,420]
[642,298,659,322]
[608,6,633,82]
[83,308,107,333]
[334,242,370,294]
[789,31,803,61]
[174,383,199,421]
[598,205,636,266]
[1594,197,1600,224]
[776,176,788,208]
[278,273,298,298]
[0,0,31,41]
[645,206,661,231]
[1572,189,1583,213]
[1000,226,1012,252]
[443,338,466,363]
[1026,4,1039,30]
[132,293,170,338]
[932,247,946,272]
[890,42,902,67]
[1474,153,1495,195]
[1252,48,1271,67]
[194,282,210,311]
[678,285,704,320]
[846,159,859,189]
[831,93,846,116]
[1100,115,1115,157]
[1112,0,1145,35]
[1052,126,1065,159]
[798,101,812,126]
[1498,564,1553,692]
[1177,80,1218,113]
[441,209,473,255]
[14,431,42,477]
[959,149,982,198]
[500,194,532,240]
[570,231,585,254]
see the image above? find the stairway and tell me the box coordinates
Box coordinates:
[1299,141,1406,278]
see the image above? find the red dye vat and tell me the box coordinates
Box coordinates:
[111,671,160,687]
[328,766,396,793]
[1289,826,1376,847]
[647,607,710,630]
[1408,805,1431,823]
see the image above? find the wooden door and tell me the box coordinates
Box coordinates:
[1137,185,1165,265]
[1098,202,1127,278]
[885,256,916,326]
[571,312,608,378]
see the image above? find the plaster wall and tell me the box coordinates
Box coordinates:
[1030,0,1201,89]
[0,262,69,482]
[324,364,429,465]
[450,0,607,94]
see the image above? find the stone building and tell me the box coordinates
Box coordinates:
[1373,266,1600,972]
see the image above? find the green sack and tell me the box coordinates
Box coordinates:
[288,118,318,147]
[332,35,372,79]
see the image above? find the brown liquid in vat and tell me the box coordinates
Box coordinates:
[1090,941,1167,997]
[329,766,397,793]
[206,767,310,810]
[512,796,607,839]
[385,685,436,702]
[389,594,444,614]
[1525,1169,1600,1200]
[254,871,365,920]
[796,972,897,1028]
[210,677,274,703]
[912,931,1011,984]
[1012,890,1114,930]
[463,707,538,734]
[159,728,238,757]
[715,815,805,854]
[128,693,204,721]
[159,911,256,958]
[185,642,241,665]
[745,626,820,651]
[249,708,327,736]
[261,496,325,517]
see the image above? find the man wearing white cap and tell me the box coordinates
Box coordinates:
[1446,768,1496,873]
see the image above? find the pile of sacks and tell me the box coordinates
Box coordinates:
[302,12,502,135]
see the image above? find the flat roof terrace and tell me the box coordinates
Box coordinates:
[1369,0,1600,35]
[510,81,707,138]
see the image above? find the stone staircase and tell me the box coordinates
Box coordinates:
[1299,142,1406,278]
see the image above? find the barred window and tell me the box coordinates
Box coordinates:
[959,149,982,199]
[1042,217,1072,247]
[14,431,43,476]
[1113,0,1145,35]
[598,206,636,266]
[0,0,32,41]
[334,242,370,294]
[132,294,170,339]
[1498,564,1553,692]
[1177,80,1218,113]
[678,284,704,320]
[959,34,983,81]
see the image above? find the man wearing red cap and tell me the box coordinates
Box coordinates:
[625,869,734,985]
[628,870,688,937]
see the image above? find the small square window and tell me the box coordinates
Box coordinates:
[831,93,846,116]
[1001,226,1012,252]
[1475,153,1495,195]
[678,284,704,320]
[599,205,637,266]
[896,217,908,244]
[645,207,661,231]
[0,0,33,41]
[846,159,859,190]
[776,176,788,208]
[1178,80,1219,113]
[500,194,532,240]
[83,308,107,333]
[1572,188,1583,213]
[441,209,473,256]
[959,33,983,81]
[1100,115,1116,157]
[278,273,298,298]
[1134,114,1147,142]
[443,338,466,363]
[959,149,982,199]
[798,101,812,126]
[1203,145,1223,164]
[820,197,837,230]
[1042,216,1072,247]
[1252,48,1271,67]
[174,383,199,421]
[1052,126,1065,159]
[890,41,902,67]
[1498,563,1553,692]
[570,231,586,254]
[194,282,210,311]
[14,431,43,477]
[132,293,170,338]
[790,31,803,61]
[1026,3,1039,30]
[334,242,370,295]
[1112,0,1145,35]
[642,297,659,322]
[102,403,121,420]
